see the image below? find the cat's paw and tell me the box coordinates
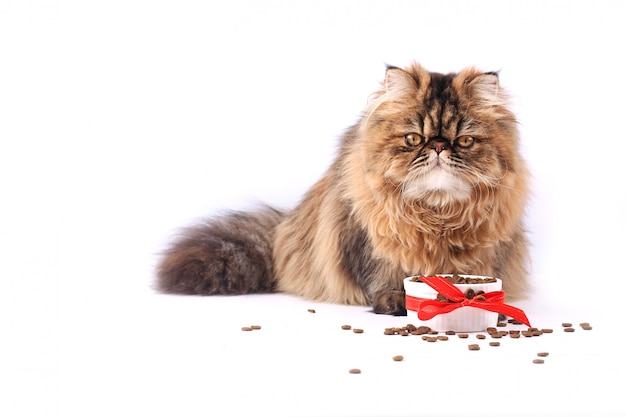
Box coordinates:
[372,290,407,316]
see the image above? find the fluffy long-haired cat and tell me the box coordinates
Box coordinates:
[157,62,530,315]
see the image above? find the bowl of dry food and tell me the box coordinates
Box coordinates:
[404,274,503,332]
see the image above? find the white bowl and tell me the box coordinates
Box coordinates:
[404,275,502,332]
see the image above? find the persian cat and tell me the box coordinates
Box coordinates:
[157,63,530,315]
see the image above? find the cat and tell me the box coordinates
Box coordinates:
[156,62,530,315]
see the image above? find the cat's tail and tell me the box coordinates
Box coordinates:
[156,207,285,295]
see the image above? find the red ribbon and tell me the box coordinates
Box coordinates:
[406,276,531,327]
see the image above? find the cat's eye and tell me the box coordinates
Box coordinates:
[455,135,475,148]
[404,133,424,147]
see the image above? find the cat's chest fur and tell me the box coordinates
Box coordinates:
[353,184,511,278]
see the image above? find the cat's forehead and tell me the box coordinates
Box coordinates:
[423,72,459,106]
[418,72,463,137]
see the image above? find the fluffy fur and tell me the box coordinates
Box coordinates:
[157,63,530,315]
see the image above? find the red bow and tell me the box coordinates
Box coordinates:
[405,276,531,327]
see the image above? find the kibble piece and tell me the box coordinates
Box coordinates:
[564,327,575,333]
[562,322,573,328]
[341,325,352,330]
[458,333,469,339]
[465,288,476,299]
[392,355,404,362]
[437,335,449,341]
[425,336,438,342]
[383,328,396,335]
[537,352,550,357]
[250,325,262,330]
[580,322,593,330]
[522,331,533,337]
[533,359,545,364]
[487,327,498,334]
[241,327,253,331]
[399,331,409,336]
[353,328,364,334]
[349,368,361,374]
[416,326,431,334]
[436,293,449,302]
[308,309,316,313]
[468,344,481,351]
[541,328,553,333]
[489,341,501,347]
[476,334,486,339]
[445,330,456,335]
[406,324,417,331]
[510,333,520,339]
[497,322,507,327]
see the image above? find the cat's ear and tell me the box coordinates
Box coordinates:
[384,67,419,98]
[472,72,499,97]
[467,71,507,107]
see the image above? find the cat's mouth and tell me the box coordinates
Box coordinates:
[402,155,472,205]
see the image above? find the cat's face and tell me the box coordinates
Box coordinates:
[359,64,520,207]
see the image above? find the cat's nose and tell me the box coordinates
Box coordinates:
[430,138,448,154]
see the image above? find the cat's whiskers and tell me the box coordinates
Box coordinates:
[405,153,513,207]
[399,164,425,204]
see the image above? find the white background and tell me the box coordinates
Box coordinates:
[1,1,625,416]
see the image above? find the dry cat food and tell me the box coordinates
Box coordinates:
[349,368,361,374]
[308,309,316,313]
[372,319,593,373]
[341,325,352,330]
[413,275,493,302]
[409,274,497,284]
[353,328,364,334]
[241,327,253,331]
[564,327,575,333]
[383,325,431,336]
